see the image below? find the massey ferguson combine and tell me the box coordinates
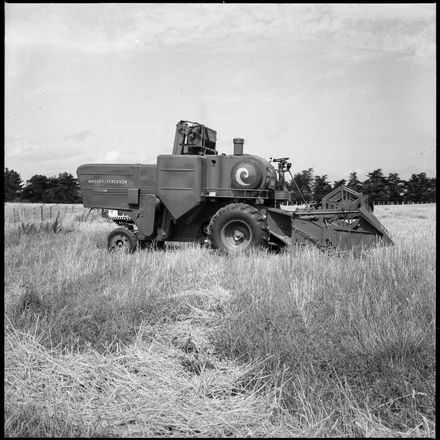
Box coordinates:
[77,120,393,254]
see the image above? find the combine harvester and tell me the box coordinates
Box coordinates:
[77,120,393,254]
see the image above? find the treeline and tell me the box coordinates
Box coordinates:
[5,169,81,203]
[4,167,437,204]
[286,168,436,204]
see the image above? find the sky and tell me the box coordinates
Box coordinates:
[5,3,436,183]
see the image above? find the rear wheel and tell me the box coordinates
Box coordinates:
[208,203,269,254]
[107,227,137,253]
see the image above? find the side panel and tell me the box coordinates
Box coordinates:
[138,165,157,189]
[156,155,204,220]
[201,154,276,199]
[77,164,156,209]
[265,208,293,246]
[130,194,159,238]
[265,208,292,242]
[291,218,325,246]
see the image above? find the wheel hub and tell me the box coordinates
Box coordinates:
[233,229,245,243]
[111,235,129,250]
[221,220,252,250]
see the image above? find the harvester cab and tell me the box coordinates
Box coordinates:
[77,120,393,254]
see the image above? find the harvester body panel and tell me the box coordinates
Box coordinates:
[128,194,160,238]
[156,155,204,220]
[77,163,157,210]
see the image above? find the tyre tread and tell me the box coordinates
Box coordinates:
[107,227,138,253]
[208,203,269,251]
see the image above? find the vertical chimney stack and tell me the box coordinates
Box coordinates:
[233,138,244,155]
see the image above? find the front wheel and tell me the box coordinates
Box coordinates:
[107,227,137,253]
[208,203,269,254]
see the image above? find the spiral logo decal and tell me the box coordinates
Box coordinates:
[231,161,262,189]
[235,167,250,186]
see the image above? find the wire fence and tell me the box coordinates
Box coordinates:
[4,203,94,224]
[372,201,436,205]
[285,200,436,206]
[4,201,435,224]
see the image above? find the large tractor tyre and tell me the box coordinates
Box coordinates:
[208,203,269,254]
[107,227,138,253]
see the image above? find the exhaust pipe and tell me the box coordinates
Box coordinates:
[233,138,244,155]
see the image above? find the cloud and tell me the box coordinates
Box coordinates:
[201,94,243,105]
[331,4,435,22]
[327,5,436,65]
[317,87,372,105]
[201,92,277,106]
[5,136,80,162]
[314,68,348,80]
[5,138,41,160]
[4,134,92,180]
[102,151,120,162]
[5,4,435,65]
[63,130,92,142]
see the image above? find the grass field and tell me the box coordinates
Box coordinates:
[4,203,436,437]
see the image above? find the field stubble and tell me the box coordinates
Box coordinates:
[4,204,436,437]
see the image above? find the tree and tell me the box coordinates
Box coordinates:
[405,172,434,203]
[347,171,362,193]
[21,174,50,202]
[45,172,81,203]
[312,174,332,202]
[386,173,405,203]
[428,177,436,203]
[21,172,81,203]
[288,168,314,203]
[362,169,388,202]
[4,168,23,201]
[332,179,346,190]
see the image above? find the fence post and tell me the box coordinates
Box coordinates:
[13,208,17,223]
[49,205,52,220]
[40,205,44,222]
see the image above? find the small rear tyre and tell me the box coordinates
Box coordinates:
[208,203,269,254]
[107,227,137,253]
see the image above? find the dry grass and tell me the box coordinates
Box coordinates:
[5,316,286,437]
[4,203,436,437]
